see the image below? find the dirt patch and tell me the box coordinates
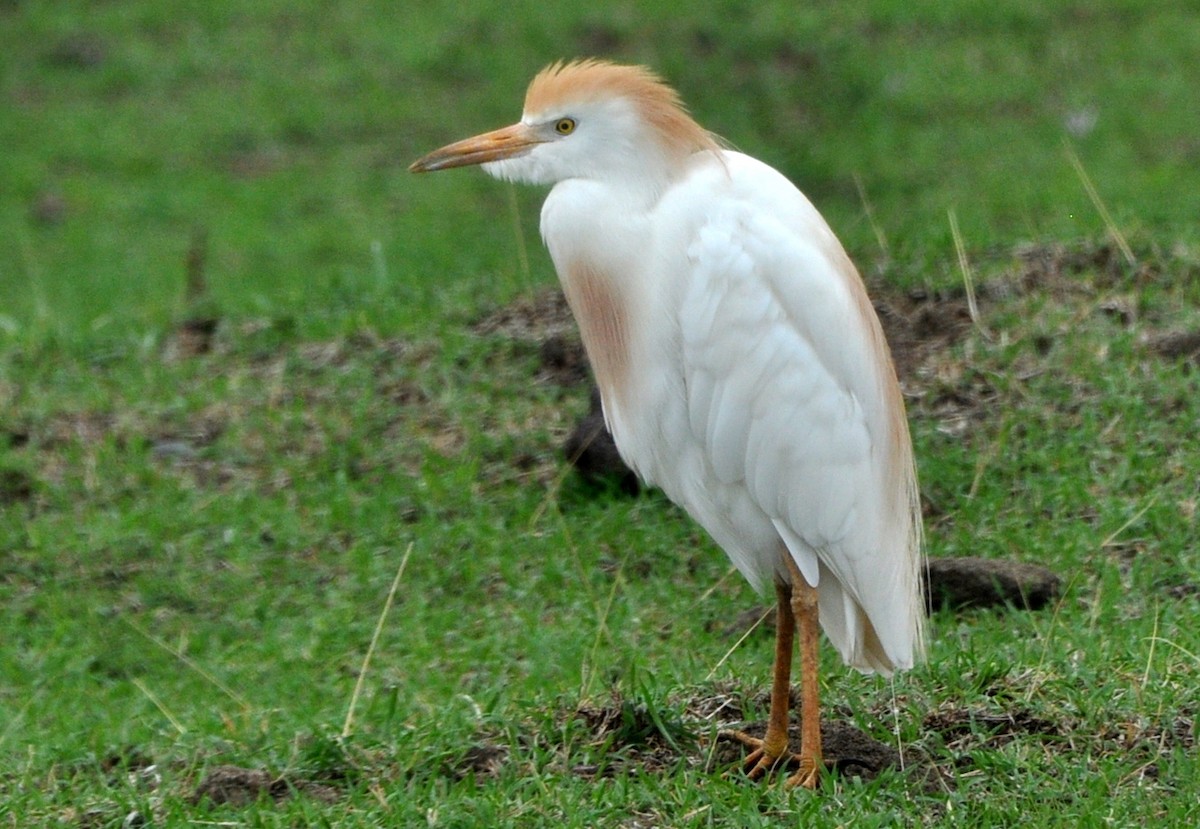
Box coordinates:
[1095,711,1196,755]
[1163,582,1200,600]
[191,765,282,807]
[165,317,220,360]
[44,33,106,69]
[471,287,577,343]
[191,764,340,807]
[1011,239,1165,289]
[444,743,510,781]
[455,688,1193,789]
[1145,329,1200,365]
[21,327,440,496]
[924,703,1060,750]
[471,290,589,386]
[871,292,974,386]
[0,467,35,504]
[568,698,696,777]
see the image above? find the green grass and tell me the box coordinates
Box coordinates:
[3,1,1200,826]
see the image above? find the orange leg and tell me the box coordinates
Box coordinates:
[731,579,795,778]
[785,554,823,789]
[723,552,824,789]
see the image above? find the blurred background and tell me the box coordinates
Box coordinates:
[2,0,1197,343]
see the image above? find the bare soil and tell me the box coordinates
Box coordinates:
[191,764,340,807]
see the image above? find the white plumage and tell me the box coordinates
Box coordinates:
[411,59,924,788]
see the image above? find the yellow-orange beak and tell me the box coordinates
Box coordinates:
[409,123,542,173]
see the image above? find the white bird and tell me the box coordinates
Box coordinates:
[410,59,924,789]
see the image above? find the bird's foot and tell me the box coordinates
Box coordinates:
[785,758,821,790]
[720,729,823,789]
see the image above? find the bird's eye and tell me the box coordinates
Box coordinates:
[554,118,577,135]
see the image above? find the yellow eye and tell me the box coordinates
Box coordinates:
[554,118,577,135]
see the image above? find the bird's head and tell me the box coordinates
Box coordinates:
[409,59,719,188]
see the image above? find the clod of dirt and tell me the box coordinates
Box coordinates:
[470,289,577,344]
[873,295,973,383]
[192,766,281,807]
[167,317,220,359]
[445,743,510,781]
[45,34,106,69]
[1163,582,1200,600]
[539,332,591,385]
[30,191,68,226]
[1014,240,1151,288]
[1145,329,1200,365]
[926,556,1061,611]
[191,765,339,807]
[562,387,640,493]
[0,467,34,504]
[4,428,30,449]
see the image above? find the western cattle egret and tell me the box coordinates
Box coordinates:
[410,59,924,789]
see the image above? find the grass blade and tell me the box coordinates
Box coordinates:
[1064,140,1136,268]
[342,542,414,739]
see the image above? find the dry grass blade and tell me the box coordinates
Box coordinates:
[948,208,988,338]
[1100,495,1158,549]
[1145,636,1200,666]
[854,172,890,257]
[704,606,771,682]
[132,677,187,734]
[1064,141,1136,268]
[124,617,251,711]
[342,542,414,739]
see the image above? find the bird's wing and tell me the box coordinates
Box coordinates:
[678,178,906,618]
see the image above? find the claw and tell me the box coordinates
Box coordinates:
[721,729,804,783]
[785,760,821,790]
[743,747,779,780]
[722,728,827,789]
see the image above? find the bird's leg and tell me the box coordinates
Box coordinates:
[727,580,795,778]
[783,556,823,790]
[722,555,826,788]
[753,579,799,778]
